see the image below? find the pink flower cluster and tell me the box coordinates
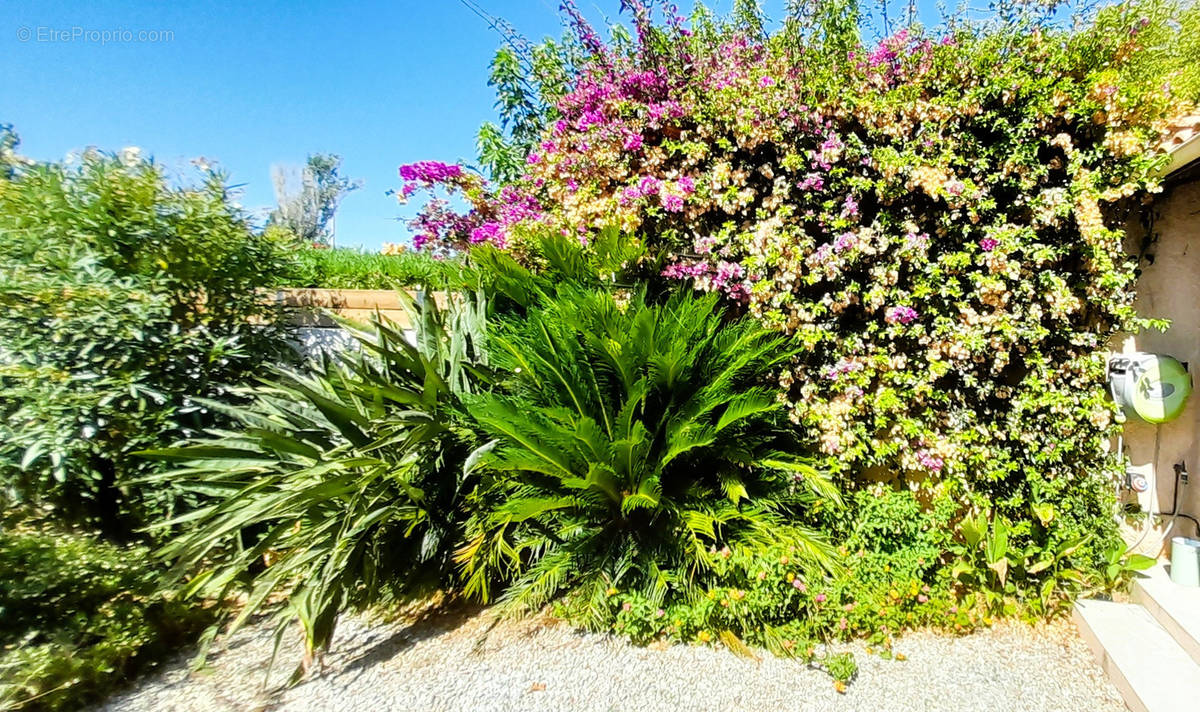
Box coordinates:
[396,161,543,253]
[905,232,930,249]
[885,306,919,325]
[712,260,745,289]
[833,232,857,253]
[469,222,505,246]
[497,185,544,225]
[825,359,864,380]
[617,175,692,213]
[841,195,859,218]
[798,173,825,191]
[661,260,710,279]
[917,450,944,473]
[399,161,463,184]
[859,29,937,86]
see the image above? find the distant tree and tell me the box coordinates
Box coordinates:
[270,153,361,246]
[0,124,21,181]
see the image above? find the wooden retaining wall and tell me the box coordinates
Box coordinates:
[274,288,447,328]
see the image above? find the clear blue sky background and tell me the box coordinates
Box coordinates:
[3,1,935,251]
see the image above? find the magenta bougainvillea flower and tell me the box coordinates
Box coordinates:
[885,306,919,325]
[469,222,505,246]
[917,451,945,473]
[661,193,684,212]
[398,161,462,184]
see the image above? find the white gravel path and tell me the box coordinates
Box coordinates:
[94,607,1124,712]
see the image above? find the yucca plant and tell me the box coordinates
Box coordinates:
[457,284,839,621]
[140,290,488,676]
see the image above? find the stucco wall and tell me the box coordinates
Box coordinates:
[1118,176,1200,554]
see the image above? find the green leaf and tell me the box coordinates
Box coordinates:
[1025,557,1053,574]
[498,496,577,522]
[961,513,987,549]
[951,559,974,580]
[985,517,1009,564]
[718,471,749,503]
[986,558,1009,586]
[19,442,44,470]
[1030,502,1056,526]
[1124,554,1157,571]
[714,390,777,432]
[1054,536,1089,562]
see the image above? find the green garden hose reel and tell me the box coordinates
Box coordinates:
[1108,353,1193,424]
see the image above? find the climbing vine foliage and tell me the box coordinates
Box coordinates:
[399,0,1197,510]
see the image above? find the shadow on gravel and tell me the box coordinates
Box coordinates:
[336,600,488,678]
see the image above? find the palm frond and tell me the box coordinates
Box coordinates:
[462,281,835,609]
[143,289,492,671]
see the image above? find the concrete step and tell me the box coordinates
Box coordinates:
[1073,598,1200,712]
[1132,565,1200,667]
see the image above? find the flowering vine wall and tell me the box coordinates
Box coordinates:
[398,1,1190,519]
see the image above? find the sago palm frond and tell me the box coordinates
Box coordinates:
[461,275,838,615]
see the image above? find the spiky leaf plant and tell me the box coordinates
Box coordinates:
[140,290,488,676]
[458,279,839,622]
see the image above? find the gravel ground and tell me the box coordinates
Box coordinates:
[94,607,1124,712]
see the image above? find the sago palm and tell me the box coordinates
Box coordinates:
[458,285,838,619]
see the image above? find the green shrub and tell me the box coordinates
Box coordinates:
[143,290,490,671]
[279,246,460,289]
[0,134,293,537]
[458,233,838,617]
[583,487,961,681]
[0,526,210,712]
[591,482,1127,675]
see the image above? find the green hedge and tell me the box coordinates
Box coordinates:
[278,246,460,289]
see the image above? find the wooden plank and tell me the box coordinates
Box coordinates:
[274,288,449,310]
[271,288,451,328]
[287,307,412,328]
[275,288,412,310]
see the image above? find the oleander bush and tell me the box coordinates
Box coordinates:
[0,525,211,712]
[0,132,293,538]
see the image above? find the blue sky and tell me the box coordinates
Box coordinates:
[3,1,924,251]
